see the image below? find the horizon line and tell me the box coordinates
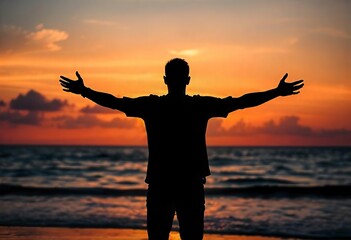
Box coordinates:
[0,144,350,148]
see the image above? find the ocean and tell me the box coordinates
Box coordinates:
[0,145,350,239]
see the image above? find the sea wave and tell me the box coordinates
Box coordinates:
[221,177,296,185]
[1,183,350,199]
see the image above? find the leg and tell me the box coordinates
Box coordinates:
[147,184,175,240]
[176,183,205,240]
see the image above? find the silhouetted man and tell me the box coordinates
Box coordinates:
[59,58,304,240]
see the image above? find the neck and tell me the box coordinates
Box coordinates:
[167,87,186,97]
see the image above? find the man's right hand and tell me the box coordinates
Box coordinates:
[59,71,85,94]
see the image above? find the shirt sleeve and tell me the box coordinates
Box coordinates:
[198,96,235,118]
[121,96,150,118]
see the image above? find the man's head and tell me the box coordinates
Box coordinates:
[164,58,191,90]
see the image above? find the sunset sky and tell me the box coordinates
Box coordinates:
[0,0,350,146]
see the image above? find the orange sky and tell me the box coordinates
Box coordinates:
[0,0,350,146]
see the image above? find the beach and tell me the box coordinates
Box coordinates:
[0,226,285,240]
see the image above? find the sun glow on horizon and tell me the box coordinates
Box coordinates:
[1,0,350,146]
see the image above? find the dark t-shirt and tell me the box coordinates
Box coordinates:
[121,94,233,184]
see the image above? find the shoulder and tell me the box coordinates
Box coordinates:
[149,94,161,99]
[191,95,232,102]
[123,94,160,101]
[190,95,234,118]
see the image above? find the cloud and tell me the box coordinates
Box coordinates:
[208,116,351,138]
[10,90,68,111]
[0,24,68,54]
[313,27,351,39]
[169,49,201,57]
[0,110,43,126]
[252,47,288,54]
[80,104,121,114]
[2,90,134,129]
[207,118,255,136]
[258,116,313,136]
[27,24,69,51]
[54,114,137,129]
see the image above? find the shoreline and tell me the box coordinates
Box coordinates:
[0,226,292,240]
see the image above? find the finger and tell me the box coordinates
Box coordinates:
[280,73,288,82]
[62,88,71,92]
[292,86,302,92]
[293,84,304,91]
[59,79,69,84]
[292,91,300,94]
[290,79,304,85]
[59,80,71,86]
[60,76,74,82]
[60,82,70,88]
[76,71,82,81]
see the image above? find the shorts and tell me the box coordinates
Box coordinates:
[146,180,205,240]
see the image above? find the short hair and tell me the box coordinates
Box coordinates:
[165,58,189,78]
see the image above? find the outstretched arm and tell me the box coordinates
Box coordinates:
[229,73,304,111]
[59,71,126,111]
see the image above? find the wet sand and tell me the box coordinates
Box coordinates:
[0,226,287,240]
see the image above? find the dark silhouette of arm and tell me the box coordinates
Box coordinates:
[59,71,126,111]
[229,73,304,111]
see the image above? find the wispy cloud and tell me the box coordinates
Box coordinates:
[250,37,298,54]
[286,37,299,45]
[251,47,288,54]
[80,104,122,114]
[169,49,201,57]
[314,27,351,39]
[53,114,137,129]
[0,111,43,126]
[0,24,68,54]
[27,24,69,51]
